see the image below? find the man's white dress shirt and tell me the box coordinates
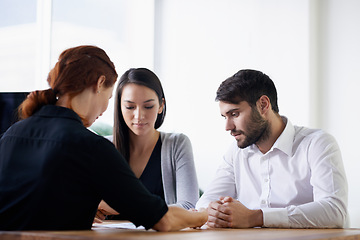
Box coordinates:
[196,117,348,228]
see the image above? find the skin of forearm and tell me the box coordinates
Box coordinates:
[248,209,263,228]
[153,206,208,231]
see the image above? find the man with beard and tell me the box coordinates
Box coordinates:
[196,69,348,229]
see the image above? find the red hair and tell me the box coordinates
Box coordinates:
[19,45,118,119]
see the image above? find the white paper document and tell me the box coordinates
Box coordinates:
[93,222,145,230]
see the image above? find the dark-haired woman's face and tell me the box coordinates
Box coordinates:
[121,83,164,136]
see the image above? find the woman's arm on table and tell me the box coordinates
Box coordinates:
[153,206,208,231]
[97,200,208,231]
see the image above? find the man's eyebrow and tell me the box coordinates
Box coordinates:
[221,108,241,117]
[226,108,241,115]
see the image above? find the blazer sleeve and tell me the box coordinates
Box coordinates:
[91,137,168,229]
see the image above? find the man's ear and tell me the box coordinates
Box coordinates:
[258,95,270,114]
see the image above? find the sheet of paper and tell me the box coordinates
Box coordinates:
[93,222,145,230]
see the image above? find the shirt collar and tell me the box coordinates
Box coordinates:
[34,105,83,125]
[248,116,294,156]
[271,116,294,156]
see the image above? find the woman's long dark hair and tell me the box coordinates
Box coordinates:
[113,68,166,161]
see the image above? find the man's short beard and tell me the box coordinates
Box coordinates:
[236,106,270,149]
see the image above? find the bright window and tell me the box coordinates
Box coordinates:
[0,0,37,92]
[0,0,154,126]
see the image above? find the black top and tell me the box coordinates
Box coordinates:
[0,105,168,230]
[139,137,165,200]
[0,92,29,135]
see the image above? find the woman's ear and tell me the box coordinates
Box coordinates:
[96,75,106,93]
[158,98,165,114]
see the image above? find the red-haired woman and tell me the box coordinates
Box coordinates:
[0,45,207,231]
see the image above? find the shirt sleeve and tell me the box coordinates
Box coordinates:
[196,145,237,209]
[263,132,348,228]
[170,134,199,209]
[91,138,168,230]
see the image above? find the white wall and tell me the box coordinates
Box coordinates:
[154,0,360,227]
[317,0,360,228]
[155,0,310,184]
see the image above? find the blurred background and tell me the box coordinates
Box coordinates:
[0,0,359,227]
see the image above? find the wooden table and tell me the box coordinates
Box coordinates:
[1,221,360,240]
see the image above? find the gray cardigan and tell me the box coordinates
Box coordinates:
[159,132,199,209]
[105,132,199,209]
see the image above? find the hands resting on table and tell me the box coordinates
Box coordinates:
[205,196,263,229]
[94,197,263,230]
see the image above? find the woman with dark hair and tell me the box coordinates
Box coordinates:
[108,68,198,210]
[0,46,207,231]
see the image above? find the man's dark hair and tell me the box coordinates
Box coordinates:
[215,69,279,113]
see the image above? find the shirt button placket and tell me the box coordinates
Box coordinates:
[259,155,270,208]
